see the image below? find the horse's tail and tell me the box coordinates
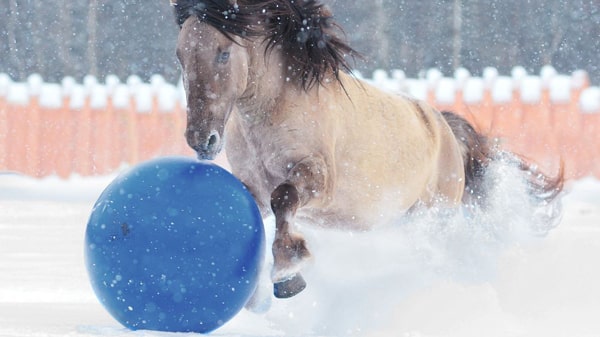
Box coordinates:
[441,111,564,210]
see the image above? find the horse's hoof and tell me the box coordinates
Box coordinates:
[273,274,306,298]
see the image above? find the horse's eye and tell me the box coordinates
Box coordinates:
[217,51,230,64]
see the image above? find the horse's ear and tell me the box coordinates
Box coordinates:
[319,4,332,17]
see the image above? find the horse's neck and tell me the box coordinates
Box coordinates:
[238,43,279,107]
[237,44,306,125]
[235,39,366,127]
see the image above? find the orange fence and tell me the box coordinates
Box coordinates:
[0,74,195,178]
[0,69,599,180]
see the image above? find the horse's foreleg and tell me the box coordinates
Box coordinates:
[270,156,329,298]
[270,183,310,298]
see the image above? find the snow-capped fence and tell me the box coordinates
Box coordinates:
[0,66,599,179]
[0,73,195,178]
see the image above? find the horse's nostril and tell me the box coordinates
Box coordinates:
[187,129,220,157]
[208,133,218,147]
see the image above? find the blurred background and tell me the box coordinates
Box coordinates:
[0,0,598,84]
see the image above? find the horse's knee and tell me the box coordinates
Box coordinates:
[286,156,331,206]
[271,183,300,217]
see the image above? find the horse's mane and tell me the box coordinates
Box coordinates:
[259,0,358,90]
[173,0,358,91]
[172,0,259,40]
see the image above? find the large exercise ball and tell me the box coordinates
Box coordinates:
[85,157,265,333]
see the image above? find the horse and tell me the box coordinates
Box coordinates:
[170,0,563,302]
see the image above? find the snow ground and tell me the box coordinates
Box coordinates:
[1,170,600,337]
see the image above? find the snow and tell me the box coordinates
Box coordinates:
[580,87,600,113]
[391,69,406,83]
[426,68,443,89]
[7,82,29,106]
[435,77,456,104]
[1,166,600,337]
[27,74,44,97]
[453,68,470,90]
[371,70,393,91]
[90,85,108,110]
[112,84,131,110]
[549,75,572,104]
[482,67,499,88]
[105,75,121,96]
[510,66,528,86]
[405,79,428,101]
[61,77,77,97]
[126,75,143,92]
[157,83,179,112]
[39,84,63,109]
[462,77,484,104]
[0,73,12,97]
[83,75,99,93]
[133,83,154,113]
[491,76,513,103]
[520,76,542,104]
[69,84,87,110]
[540,65,558,86]
[571,70,590,89]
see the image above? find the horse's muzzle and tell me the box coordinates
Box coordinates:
[186,129,222,160]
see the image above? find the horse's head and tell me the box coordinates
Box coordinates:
[176,14,249,159]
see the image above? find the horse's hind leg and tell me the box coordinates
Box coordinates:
[270,156,330,298]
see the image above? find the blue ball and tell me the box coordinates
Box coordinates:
[85,157,265,333]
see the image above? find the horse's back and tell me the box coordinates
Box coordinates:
[322,74,465,226]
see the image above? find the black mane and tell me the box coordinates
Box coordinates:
[173,0,358,90]
[260,0,358,90]
[172,0,258,39]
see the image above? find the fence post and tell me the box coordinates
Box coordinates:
[90,84,112,175]
[124,76,142,165]
[579,87,600,179]
[37,83,64,177]
[462,77,486,132]
[72,77,94,176]
[111,82,130,170]
[53,77,77,178]
[25,75,43,177]
[518,76,557,174]
[103,75,121,173]
[452,68,476,124]
[473,67,499,134]
[548,75,582,179]
[426,68,442,105]
[434,77,454,109]
[5,83,30,174]
[133,82,159,161]
[155,79,181,155]
[490,76,522,153]
[0,74,10,170]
